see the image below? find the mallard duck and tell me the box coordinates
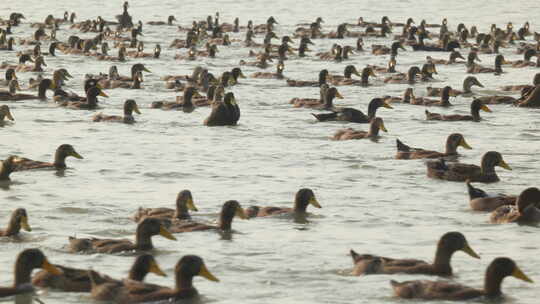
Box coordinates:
[510,49,537,67]
[351,232,479,276]
[133,190,197,223]
[0,37,15,51]
[93,99,141,123]
[291,86,342,109]
[151,87,204,110]
[68,217,176,254]
[516,85,540,108]
[468,54,508,74]
[0,249,61,298]
[372,41,405,56]
[383,88,415,104]
[89,255,218,303]
[414,86,456,106]
[0,208,31,237]
[204,92,240,126]
[0,105,14,124]
[16,56,46,72]
[426,151,511,183]
[147,15,176,25]
[490,187,540,224]
[245,188,320,218]
[396,133,472,160]
[167,200,247,233]
[475,95,517,105]
[384,66,421,84]
[0,156,18,181]
[390,257,532,300]
[60,86,108,110]
[12,144,82,172]
[230,67,246,85]
[332,117,387,140]
[371,56,396,73]
[286,69,329,87]
[329,65,360,83]
[467,181,516,212]
[32,254,166,292]
[426,76,484,97]
[0,54,33,70]
[332,66,376,86]
[426,99,492,121]
[427,51,465,64]
[501,73,540,92]
[312,98,392,123]
[3,78,55,101]
[53,79,99,103]
[0,68,17,87]
[251,61,285,79]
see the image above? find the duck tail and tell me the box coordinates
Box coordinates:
[466,179,488,200]
[396,139,410,152]
[88,270,107,287]
[350,249,361,262]
[312,112,337,121]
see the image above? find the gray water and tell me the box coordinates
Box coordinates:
[1,0,539,303]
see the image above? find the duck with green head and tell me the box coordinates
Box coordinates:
[426,99,492,122]
[12,144,83,171]
[245,188,321,218]
[396,133,472,160]
[332,117,387,140]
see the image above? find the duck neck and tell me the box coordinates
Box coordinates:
[0,160,13,181]
[38,82,49,99]
[324,95,334,108]
[4,216,21,236]
[175,271,197,292]
[368,122,380,137]
[174,203,191,220]
[495,61,502,73]
[318,73,327,86]
[440,90,451,106]
[445,141,459,154]
[53,150,68,169]
[483,268,504,298]
[293,199,308,213]
[128,262,147,281]
[218,211,233,231]
[361,71,370,85]
[134,229,154,250]
[471,105,481,121]
[86,93,98,108]
[432,245,453,275]
[367,102,379,120]
[463,80,473,93]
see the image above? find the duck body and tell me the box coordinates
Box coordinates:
[490,187,540,224]
[332,117,387,140]
[396,133,471,160]
[467,182,516,212]
[246,188,321,218]
[12,144,83,171]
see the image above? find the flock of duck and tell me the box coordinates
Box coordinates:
[0,2,539,303]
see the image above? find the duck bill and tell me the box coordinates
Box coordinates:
[159,226,177,240]
[70,150,84,159]
[235,207,248,219]
[199,264,219,282]
[461,243,480,259]
[149,260,167,277]
[187,198,198,212]
[142,67,151,73]
[309,197,322,208]
[193,91,203,98]
[99,90,109,98]
[498,160,512,170]
[382,102,393,109]
[459,138,472,150]
[369,70,376,77]
[379,122,388,132]
[133,104,141,114]
[512,266,533,283]
[42,259,62,275]
[20,216,31,231]
[6,111,15,121]
[335,91,344,99]
[481,105,492,112]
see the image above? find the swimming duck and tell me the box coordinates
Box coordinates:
[0,156,17,181]
[251,61,285,79]
[132,190,197,223]
[467,181,516,212]
[287,69,329,87]
[425,99,492,121]
[384,66,421,84]
[240,53,273,69]
[89,255,218,303]
[68,217,176,254]
[510,49,537,67]
[0,68,17,86]
[167,200,247,233]
[0,249,61,298]
[490,187,540,224]
[12,144,83,171]
[390,257,532,300]
[32,254,166,292]
[151,87,203,111]
[0,54,33,70]
[426,76,484,97]
[383,88,416,104]
[312,98,392,123]
[516,85,540,107]
[59,86,108,110]
[467,54,508,74]
[501,73,540,92]
[329,65,360,84]
[245,188,321,219]
[15,55,46,72]
[371,56,397,73]
[427,51,465,64]
[292,86,342,109]
[351,232,479,276]
[372,41,405,56]
[396,133,472,160]
[332,66,376,86]
[93,99,141,123]
[147,15,176,26]
[0,208,31,237]
[426,151,511,183]
[0,105,14,124]
[414,86,456,106]
[53,79,99,103]
[204,92,240,126]
[230,67,246,85]
[332,117,387,140]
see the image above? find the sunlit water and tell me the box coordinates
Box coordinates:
[1,0,539,303]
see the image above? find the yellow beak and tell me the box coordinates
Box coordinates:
[512,266,533,283]
[99,90,109,98]
[235,207,248,219]
[20,216,31,231]
[379,122,388,132]
[159,226,177,240]
[149,260,167,277]
[309,197,322,208]
[383,102,393,109]
[498,160,512,170]
[198,264,219,282]
[459,138,472,150]
[187,198,198,211]
[335,91,344,99]
[133,104,141,114]
[42,259,62,275]
[461,243,480,259]
[481,104,492,113]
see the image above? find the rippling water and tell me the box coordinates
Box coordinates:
[1,0,539,303]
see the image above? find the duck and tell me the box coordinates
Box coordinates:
[0,80,23,101]
[93,99,141,123]
[0,105,15,124]
[390,257,532,300]
[312,98,392,123]
[426,151,511,183]
[251,61,285,79]
[371,56,397,73]
[16,55,46,72]
[332,66,376,86]
[291,86,342,109]
[245,188,321,218]
[468,54,508,74]
[427,51,465,64]
[501,73,540,92]
[372,41,405,56]
[32,254,166,292]
[53,78,100,103]
[384,66,421,84]
[0,249,61,298]
[151,87,204,110]
[383,88,416,104]
[414,86,456,106]
[490,187,540,224]
[0,208,31,237]
[0,68,17,86]
[395,133,472,160]
[167,200,247,233]
[60,86,108,110]
[0,54,33,70]
[147,15,176,26]
[467,181,516,212]
[229,67,246,85]
[239,53,273,69]
[132,190,198,223]
[286,69,329,87]
[510,49,537,67]
[68,217,176,254]
[332,117,387,140]
[425,99,492,122]
[88,255,218,303]
[12,144,83,171]
[516,85,540,107]
[351,232,479,276]
[475,94,517,105]
[426,76,484,97]
[0,156,18,181]
[204,92,240,126]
